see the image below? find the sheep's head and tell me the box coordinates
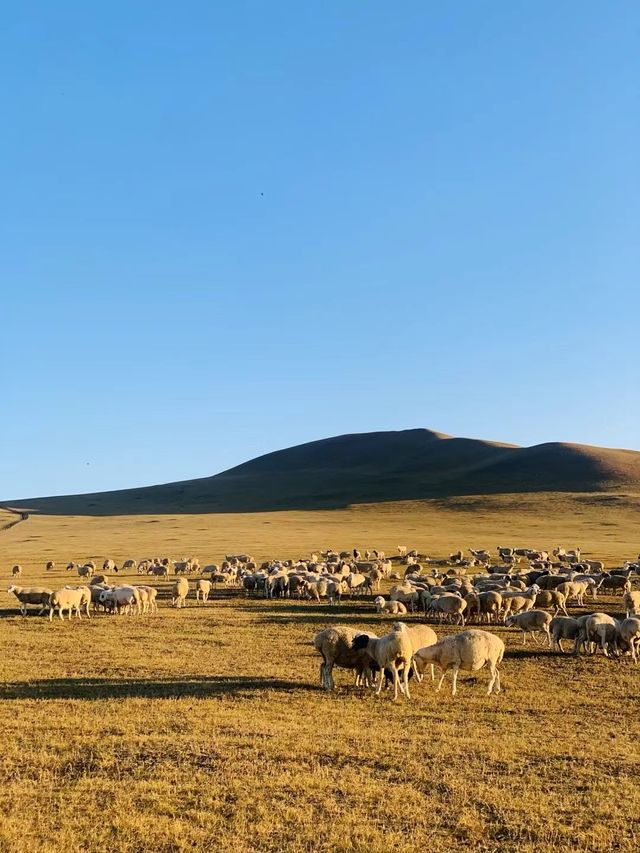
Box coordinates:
[351,634,370,652]
[392,621,408,633]
[7,585,17,594]
[373,596,384,606]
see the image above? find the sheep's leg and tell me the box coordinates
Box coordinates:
[402,663,411,700]
[430,663,435,682]
[451,665,459,696]
[436,670,447,692]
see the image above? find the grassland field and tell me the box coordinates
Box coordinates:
[0,492,639,852]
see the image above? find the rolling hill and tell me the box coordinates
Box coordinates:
[4,428,640,515]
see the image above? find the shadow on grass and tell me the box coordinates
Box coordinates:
[0,675,314,701]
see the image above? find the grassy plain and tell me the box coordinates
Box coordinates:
[0,493,639,852]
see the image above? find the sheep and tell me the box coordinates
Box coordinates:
[351,623,415,700]
[7,585,52,616]
[600,574,632,594]
[501,586,539,619]
[137,585,158,614]
[505,610,552,646]
[389,584,419,612]
[11,565,22,577]
[412,629,504,696]
[402,624,438,682]
[619,618,640,662]
[373,596,407,615]
[534,589,569,616]
[550,616,579,652]
[430,593,467,625]
[77,564,94,579]
[45,561,55,572]
[48,587,87,621]
[89,574,109,586]
[397,546,407,557]
[584,613,620,656]
[102,559,118,573]
[121,559,137,571]
[195,578,212,604]
[623,590,640,617]
[148,564,168,577]
[99,586,141,616]
[556,580,593,607]
[314,626,378,691]
[172,577,189,608]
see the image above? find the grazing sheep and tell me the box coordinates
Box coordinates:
[89,574,109,586]
[412,629,505,696]
[103,559,117,573]
[98,586,141,616]
[351,622,415,700]
[137,585,158,614]
[172,577,190,608]
[505,610,552,646]
[619,617,640,662]
[373,596,407,615]
[600,574,632,594]
[45,561,55,572]
[534,589,569,616]
[584,613,620,656]
[430,593,467,625]
[121,559,137,571]
[550,616,579,652]
[11,565,22,577]
[7,585,52,616]
[314,626,378,691]
[77,564,94,579]
[389,584,419,612]
[195,578,212,604]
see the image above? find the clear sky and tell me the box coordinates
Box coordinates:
[1,1,639,499]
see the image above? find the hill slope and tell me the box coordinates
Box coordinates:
[5,428,640,515]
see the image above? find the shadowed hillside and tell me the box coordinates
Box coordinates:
[5,429,640,515]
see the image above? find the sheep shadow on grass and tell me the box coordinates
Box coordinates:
[0,675,316,701]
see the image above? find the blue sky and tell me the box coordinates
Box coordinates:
[1,1,639,499]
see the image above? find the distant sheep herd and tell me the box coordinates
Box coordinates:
[5,544,640,698]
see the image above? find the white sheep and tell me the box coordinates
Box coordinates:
[48,587,87,621]
[195,578,212,604]
[619,617,640,662]
[351,622,415,700]
[505,610,552,646]
[172,577,189,608]
[623,590,640,618]
[412,629,505,696]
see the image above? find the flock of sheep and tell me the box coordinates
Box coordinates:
[5,544,640,697]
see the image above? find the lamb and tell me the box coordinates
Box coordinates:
[505,610,552,646]
[351,622,415,700]
[172,577,190,608]
[550,616,579,652]
[314,626,378,691]
[11,565,22,577]
[412,629,504,696]
[623,590,640,617]
[195,578,212,604]
[7,585,52,616]
[373,595,406,616]
[618,617,640,662]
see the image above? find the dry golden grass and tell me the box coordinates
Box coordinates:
[0,494,639,852]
